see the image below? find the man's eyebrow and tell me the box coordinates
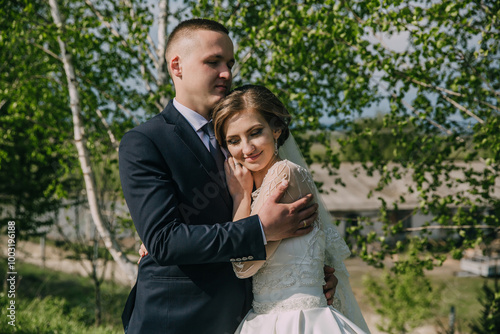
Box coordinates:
[206,54,235,63]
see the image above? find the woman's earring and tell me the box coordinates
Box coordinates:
[274,141,278,155]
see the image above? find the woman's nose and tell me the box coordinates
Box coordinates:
[242,140,254,155]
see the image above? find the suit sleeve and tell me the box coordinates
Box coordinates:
[119,130,267,266]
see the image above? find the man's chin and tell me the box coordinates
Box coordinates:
[211,94,226,105]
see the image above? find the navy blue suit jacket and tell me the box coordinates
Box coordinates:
[119,101,266,333]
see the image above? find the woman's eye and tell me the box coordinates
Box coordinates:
[251,129,263,136]
[227,139,239,145]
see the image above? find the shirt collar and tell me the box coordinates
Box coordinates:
[173,98,210,132]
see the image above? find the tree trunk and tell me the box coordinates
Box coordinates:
[93,237,102,327]
[94,278,102,326]
[157,0,169,107]
[48,0,137,286]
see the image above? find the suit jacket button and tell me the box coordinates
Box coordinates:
[248,256,254,260]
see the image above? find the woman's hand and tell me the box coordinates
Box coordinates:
[224,156,253,202]
[137,243,148,264]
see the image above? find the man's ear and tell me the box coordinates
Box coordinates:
[170,55,182,78]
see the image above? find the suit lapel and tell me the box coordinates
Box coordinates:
[161,102,232,210]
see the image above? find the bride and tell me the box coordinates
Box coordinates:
[212,85,370,334]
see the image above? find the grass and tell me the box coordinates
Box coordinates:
[347,258,490,333]
[430,274,487,331]
[0,255,490,334]
[0,257,129,333]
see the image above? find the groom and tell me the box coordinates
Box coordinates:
[119,19,335,334]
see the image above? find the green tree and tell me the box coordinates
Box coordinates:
[363,241,441,333]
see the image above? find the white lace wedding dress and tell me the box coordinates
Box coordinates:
[233,160,370,334]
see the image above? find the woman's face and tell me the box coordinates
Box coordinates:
[224,109,281,173]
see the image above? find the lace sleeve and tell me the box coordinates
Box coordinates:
[289,162,371,333]
[232,161,292,279]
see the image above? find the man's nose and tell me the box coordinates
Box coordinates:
[219,65,232,80]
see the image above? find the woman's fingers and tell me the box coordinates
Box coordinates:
[137,243,148,264]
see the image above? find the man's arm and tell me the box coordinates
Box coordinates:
[119,130,266,266]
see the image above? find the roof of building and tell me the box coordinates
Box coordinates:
[309,161,500,212]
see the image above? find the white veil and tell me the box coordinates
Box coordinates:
[279,134,371,333]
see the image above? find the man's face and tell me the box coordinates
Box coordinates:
[173,30,235,117]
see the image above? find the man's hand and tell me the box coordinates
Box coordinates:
[323,265,338,305]
[258,180,319,242]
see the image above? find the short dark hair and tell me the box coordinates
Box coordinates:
[212,85,291,148]
[166,19,229,60]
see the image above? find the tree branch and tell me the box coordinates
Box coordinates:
[372,78,460,139]
[29,41,61,62]
[405,225,498,232]
[95,108,119,152]
[441,94,485,124]
[83,0,159,76]
[232,49,254,79]
[81,77,141,126]
[396,71,498,116]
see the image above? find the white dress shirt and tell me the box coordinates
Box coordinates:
[173,98,213,151]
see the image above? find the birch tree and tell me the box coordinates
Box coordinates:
[0,0,79,236]
[47,0,136,285]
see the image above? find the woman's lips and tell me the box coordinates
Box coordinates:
[245,151,262,162]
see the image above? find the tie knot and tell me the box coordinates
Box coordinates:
[202,121,215,139]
